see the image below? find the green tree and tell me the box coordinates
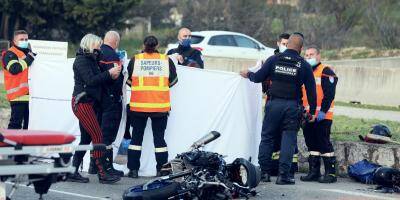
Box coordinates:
[0,0,140,42]
[62,0,140,42]
[364,0,400,48]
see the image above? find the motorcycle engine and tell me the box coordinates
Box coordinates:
[180,151,223,171]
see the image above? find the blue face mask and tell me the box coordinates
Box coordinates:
[18,41,29,49]
[306,58,318,67]
[279,45,287,53]
[181,38,191,47]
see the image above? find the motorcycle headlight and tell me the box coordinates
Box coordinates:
[239,165,249,185]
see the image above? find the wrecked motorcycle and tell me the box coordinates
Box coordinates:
[123,131,261,200]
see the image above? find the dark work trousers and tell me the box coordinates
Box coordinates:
[258,98,301,176]
[8,101,29,129]
[124,104,132,139]
[71,97,104,159]
[100,96,122,146]
[270,137,299,176]
[303,120,334,154]
[127,114,168,171]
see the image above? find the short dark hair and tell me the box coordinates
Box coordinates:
[278,33,290,41]
[292,32,304,39]
[306,45,320,54]
[13,30,28,39]
[143,35,158,53]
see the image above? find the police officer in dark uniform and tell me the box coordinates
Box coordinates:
[240,33,317,185]
[261,32,290,95]
[260,33,299,179]
[167,27,204,68]
[88,31,124,177]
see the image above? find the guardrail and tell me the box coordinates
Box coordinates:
[204,56,400,107]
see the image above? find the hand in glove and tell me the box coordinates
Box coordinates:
[316,111,326,122]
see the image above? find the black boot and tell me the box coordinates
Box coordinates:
[106,149,124,177]
[95,156,121,184]
[276,174,295,185]
[127,170,139,178]
[289,163,298,182]
[67,171,90,183]
[67,156,89,183]
[88,153,97,175]
[300,155,321,182]
[319,156,337,183]
[260,172,271,182]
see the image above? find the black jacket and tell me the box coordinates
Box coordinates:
[3,46,35,75]
[99,44,124,98]
[314,63,338,113]
[167,45,204,69]
[262,48,280,95]
[248,49,317,115]
[72,49,112,103]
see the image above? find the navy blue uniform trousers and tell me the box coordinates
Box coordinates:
[258,98,301,176]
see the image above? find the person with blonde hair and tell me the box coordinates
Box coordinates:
[67,33,121,184]
[87,30,125,177]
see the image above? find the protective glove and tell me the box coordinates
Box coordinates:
[116,50,126,60]
[316,111,326,122]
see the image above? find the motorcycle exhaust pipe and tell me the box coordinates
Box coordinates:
[190,131,221,149]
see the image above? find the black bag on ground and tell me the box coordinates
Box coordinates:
[373,167,400,192]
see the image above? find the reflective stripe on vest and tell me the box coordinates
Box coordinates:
[3,46,29,101]
[302,64,334,120]
[130,53,170,112]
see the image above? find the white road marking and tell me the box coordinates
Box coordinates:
[6,182,108,199]
[321,189,398,200]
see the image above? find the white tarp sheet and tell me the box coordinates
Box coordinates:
[28,56,263,176]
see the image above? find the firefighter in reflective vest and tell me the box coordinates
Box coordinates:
[2,30,35,129]
[301,45,338,183]
[126,36,178,178]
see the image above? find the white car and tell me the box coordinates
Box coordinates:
[166,31,275,60]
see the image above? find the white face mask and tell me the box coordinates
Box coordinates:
[279,45,287,53]
[18,40,29,49]
[306,58,318,67]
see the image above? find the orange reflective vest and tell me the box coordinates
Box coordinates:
[3,46,29,101]
[130,53,170,112]
[302,64,334,120]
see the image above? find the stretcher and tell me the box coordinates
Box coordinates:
[0,129,104,200]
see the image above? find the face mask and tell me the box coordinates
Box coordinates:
[306,58,318,67]
[279,45,287,53]
[17,40,29,49]
[181,38,191,47]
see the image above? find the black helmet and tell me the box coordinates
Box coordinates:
[370,124,391,138]
[373,167,400,188]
